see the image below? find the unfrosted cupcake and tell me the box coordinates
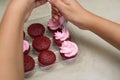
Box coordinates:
[38,50,56,66]
[27,23,45,39]
[32,36,51,52]
[60,41,78,59]
[24,55,35,72]
[24,55,35,78]
[23,40,30,55]
[53,27,70,46]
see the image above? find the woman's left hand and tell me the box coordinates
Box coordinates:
[11,0,47,21]
[24,0,48,21]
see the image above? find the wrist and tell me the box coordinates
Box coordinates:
[70,7,89,27]
[9,0,34,13]
[9,0,33,22]
[76,8,96,29]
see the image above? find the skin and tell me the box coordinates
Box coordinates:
[0,0,119,80]
[49,0,120,49]
[0,0,47,80]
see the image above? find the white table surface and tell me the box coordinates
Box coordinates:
[0,0,120,80]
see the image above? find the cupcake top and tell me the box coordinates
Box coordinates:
[27,23,45,38]
[60,41,78,57]
[48,19,60,30]
[54,27,69,41]
[48,16,66,30]
[32,36,51,52]
[24,55,35,72]
[38,50,56,66]
[23,40,29,52]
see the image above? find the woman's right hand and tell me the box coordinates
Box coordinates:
[49,0,89,29]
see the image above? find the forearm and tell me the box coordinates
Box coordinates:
[0,1,27,80]
[80,11,120,49]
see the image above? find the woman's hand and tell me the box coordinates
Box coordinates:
[49,0,88,29]
[24,0,48,21]
[10,0,47,22]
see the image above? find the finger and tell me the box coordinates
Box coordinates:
[48,0,66,10]
[34,0,47,8]
[62,0,70,4]
[51,2,63,17]
[53,15,59,20]
[52,6,59,13]
[52,18,59,23]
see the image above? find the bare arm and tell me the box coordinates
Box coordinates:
[85,13,120,49]
[49,0,120,50]
[0,1,26,80]
[0,0,47,80]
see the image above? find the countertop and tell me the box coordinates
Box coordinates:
[0,0,120,80]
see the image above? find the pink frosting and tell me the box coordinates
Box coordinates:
[60,41,78,57]
[48,19,61,30]
[48,16,67,30]
[54,27,69,41]
[23,40,29,52]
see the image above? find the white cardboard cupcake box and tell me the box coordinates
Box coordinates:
[0,0,120,80]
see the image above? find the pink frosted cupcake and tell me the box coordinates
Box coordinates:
[60,41,78,59]
[53,27,70,46]
[48,19,61,33]
[23,40,30,55]
[48,16,67,33]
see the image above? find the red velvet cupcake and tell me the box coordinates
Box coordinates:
[24,55,35,72]
[38,50,56,66]
[23,40,30,55]
[53,27,70,46]
[47,16,67,33]
[59,41,78,60]
[27,23,45,39]
[47,19,62,33]
[32,36,51,52]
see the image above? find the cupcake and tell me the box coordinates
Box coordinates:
[24,55,35,72]
[23,40,30,55]
[32,36,51,52]
[53,27,70,46]
[60,41,78,59]
[47,19,61,33]
[24,55,35,78]
[27,23,45,39]
[38,50,56,66]
[48,16,67,33]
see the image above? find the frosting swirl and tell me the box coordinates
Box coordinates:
[48,19,60,30]
[23,40,29,52]
[60,41,78,57]
[54,27,69,41]
[48,16,67,30]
